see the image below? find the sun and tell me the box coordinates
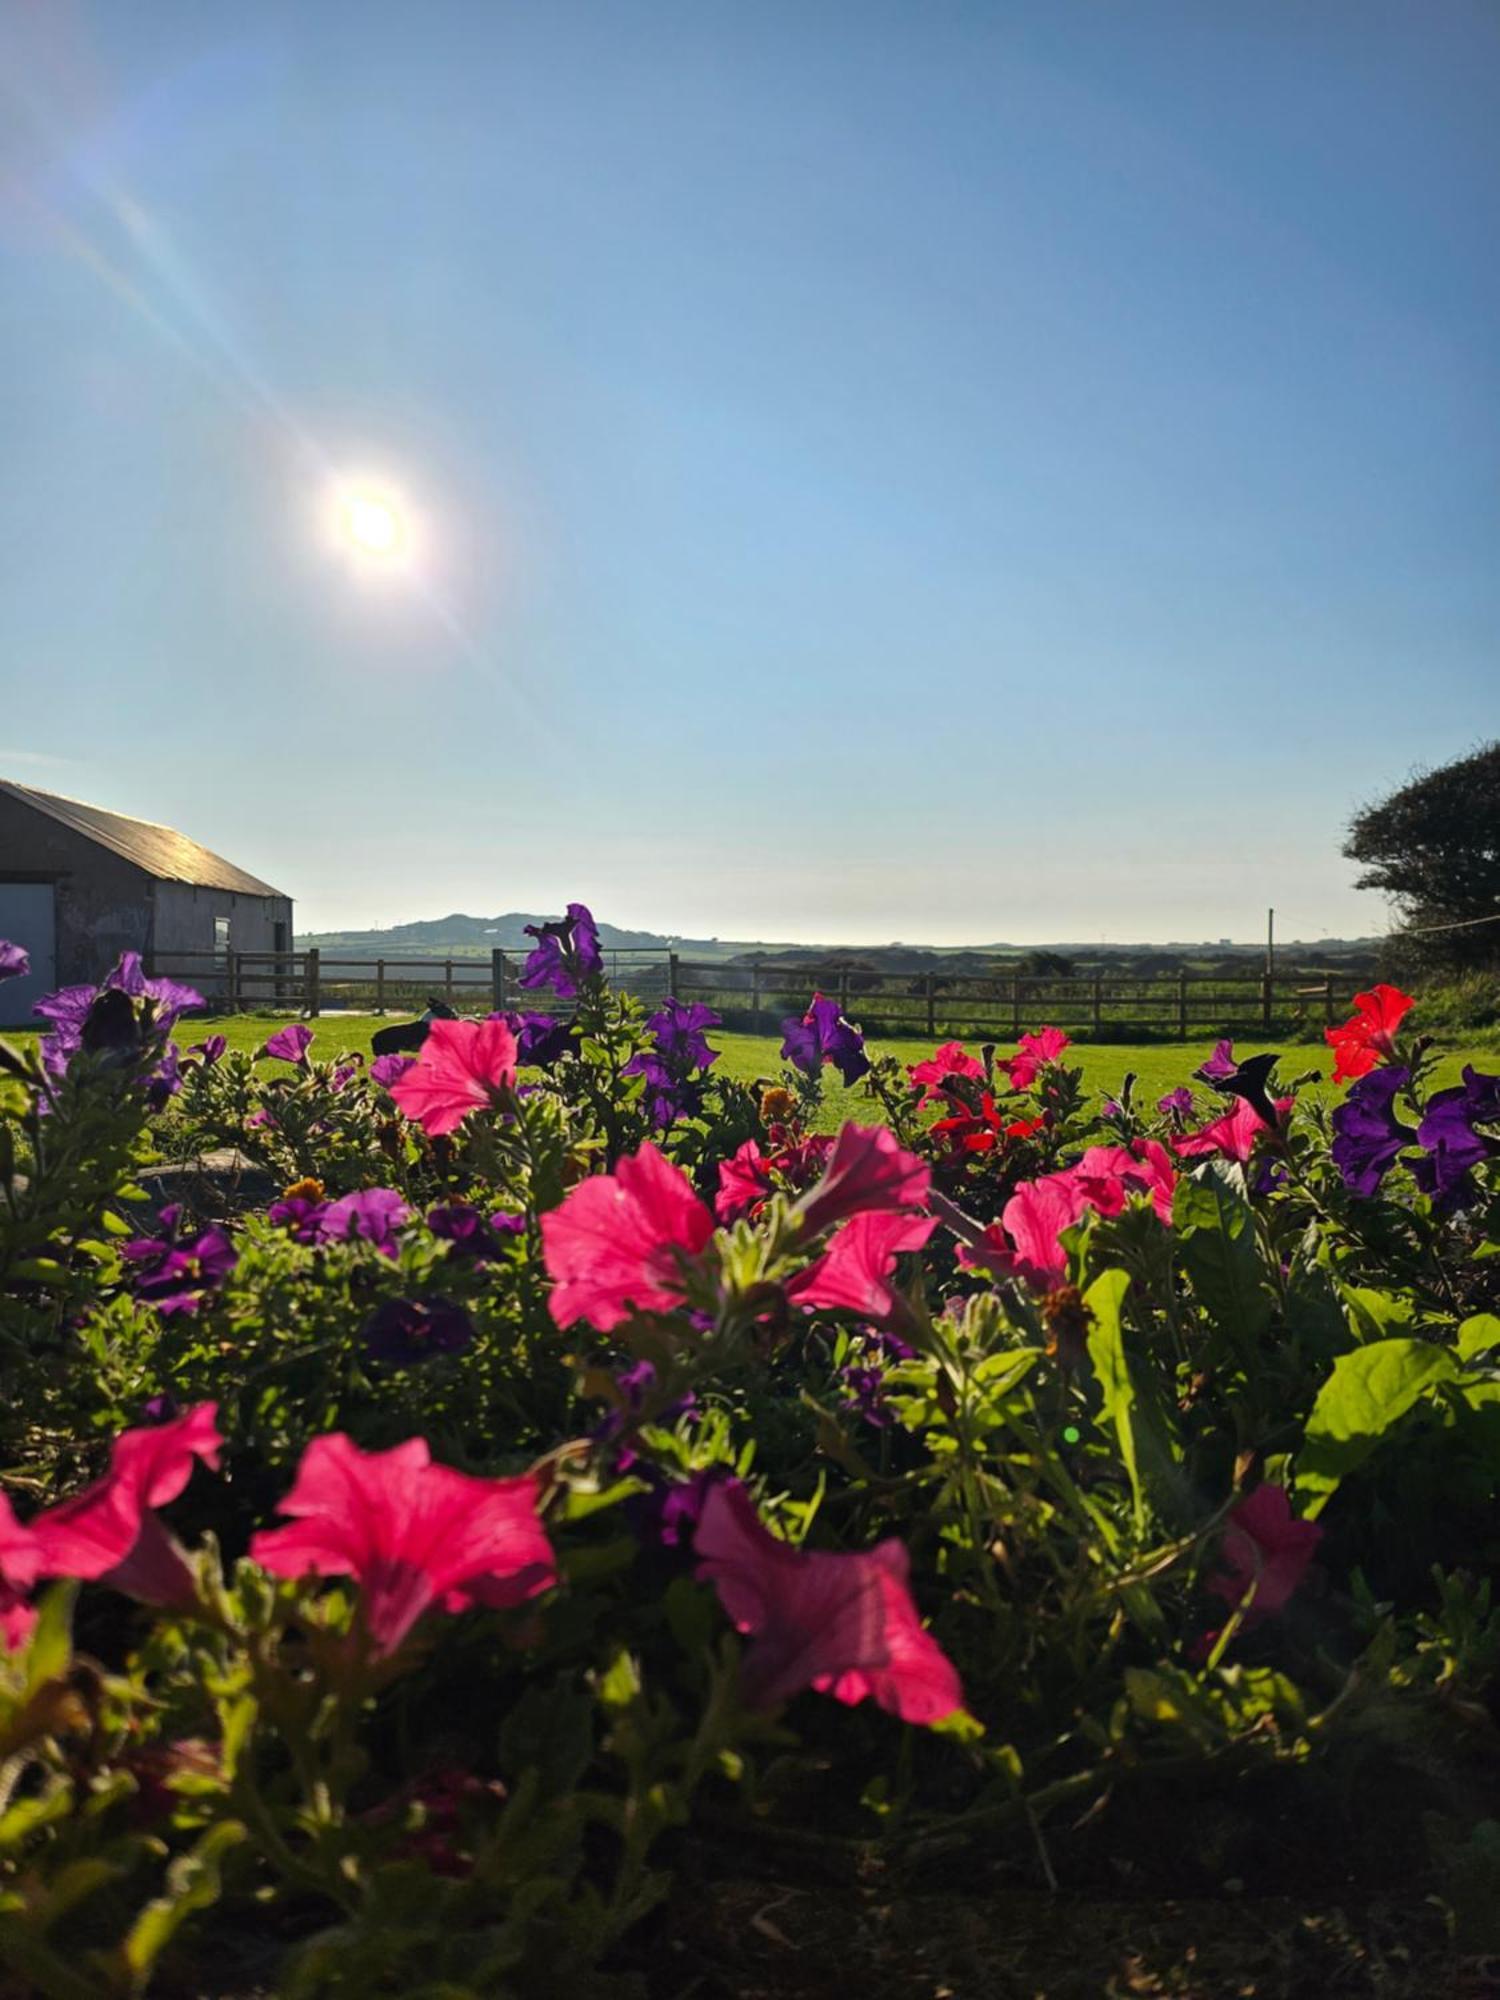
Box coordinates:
[341,489,405,558]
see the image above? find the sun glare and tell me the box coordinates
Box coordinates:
[341,489,405,558]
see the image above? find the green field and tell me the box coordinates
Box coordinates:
[64,1011,1489,1125]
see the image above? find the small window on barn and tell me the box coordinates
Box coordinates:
[214,916,231,953]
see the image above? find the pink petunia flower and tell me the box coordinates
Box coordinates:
[1201,1484,1322,1659]
[1073,1140,1178,1225]
[388,1018,519,1137]
[20,1405,223,1618]
[791,1122,930,1238]
[1173,1096,1292,1164]
[250,1433,557,1656]
[541,1142,715,1332]
[1002,1026,1071,1090]
[694,1481,963,1724]
[785,1211,935,1327]
[716,1139,772,1223]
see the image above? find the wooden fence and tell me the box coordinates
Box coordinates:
[671,961,1365,1041]
[147,947,673,1016]
[147,947,1364,1041]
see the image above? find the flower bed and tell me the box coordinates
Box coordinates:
[0,916,1497,1996]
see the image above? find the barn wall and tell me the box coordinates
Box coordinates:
[0,792,151,983]
[152,887,295,998]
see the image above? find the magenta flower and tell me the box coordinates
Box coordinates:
[1206,1484,1322,1630]
[786,1211,935,1328]
[779,994,870,1086]
[792,1122,930,1238]
[250,1434,557,1657]
[263,1023,314,1066]
[187,1034,227,1067]
[541,1142,715,1331]
[0,941,30,983]
[370,1052,416,1089]
[1196,1040,1238,1084]
[18,1405,223,1619]
[1000,1026,1070,1091]
[518,903,603,999]
[319,1188,412,1256]
[388,1017,519,1137]
[694,1481,962,1723]
[1157,1085,1194,1120]
[1173,1096,1289,1164]
[716,1139,772,1223]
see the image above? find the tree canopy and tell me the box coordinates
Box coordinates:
[1344,741,1500,970]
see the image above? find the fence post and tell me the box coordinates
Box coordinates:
[1177,971,1188,1038]
[376,959,386,1014]
[1011,978,1021,1037]
[668,950,680,999]
[226,950,239,1013]
[925,972,936,1037]
[1261,972,1272,1031]
[751,961,761,1033]
[1324,975,1335,1023]
[838,966,850,1018]
[491,949,506,1013]
[444,959,455,1006]
[1092,976,1103,1034]
[305,948,321,1018]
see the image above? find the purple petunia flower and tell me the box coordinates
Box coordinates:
[518,904,603,1000]
[489,1209,526,1235]
[267,1192,327,1241]
[370,1052,416,1089]
[780,993,871,1087]
[318,1187,412,1256]
[1331,1066,1416,1199]
[500,1010,577,1067]
[121,1214,236,1317]
[32,952,202,1103]
[426,1201,517,1261]
[1196,1040,1237,1084]
[188,1034,227,1067]
[0,940,29,983]
[1413,1066,1500,1212]
[622,997,723,1128]
[1157,1086,1194,1119]
[362,1295,475,1365]
[263,1023,313,1066]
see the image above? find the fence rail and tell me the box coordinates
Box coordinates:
[147,947,1365,1040]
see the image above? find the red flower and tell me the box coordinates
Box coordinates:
[541,1142,715,1331]
[931,1093,1044,1155]
[785,1211,935,1326]
[791,1122,929,1237]
[389,1017,519,1136]
[694,1481,963,1724]
[1324,984,1414,1085]
[907,1041,985,1105]
[1002,1026,1070,1090]
[716,1139,772,1223]
[250,1433,556,1657]
[1206,1484,1322,1627]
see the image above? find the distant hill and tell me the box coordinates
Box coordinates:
[296,913,1384,974]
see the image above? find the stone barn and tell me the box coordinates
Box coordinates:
[0,780,293,1027]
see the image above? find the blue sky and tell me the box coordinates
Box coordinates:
[1,1,1495,943]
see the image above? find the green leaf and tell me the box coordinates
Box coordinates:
[1458,1314,1500,1361]
[121,1820,246,1988]
[1173,1162,1272,1347]
[1085,1269,1143,1527]
[1297,1338,1460,1517]
[1341,1284,1418,1343]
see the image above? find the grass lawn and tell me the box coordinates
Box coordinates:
[68,1011,1493,1128]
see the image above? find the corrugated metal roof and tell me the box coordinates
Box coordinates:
[0,780,289,899]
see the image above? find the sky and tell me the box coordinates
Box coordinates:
[1,1,1496,945]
